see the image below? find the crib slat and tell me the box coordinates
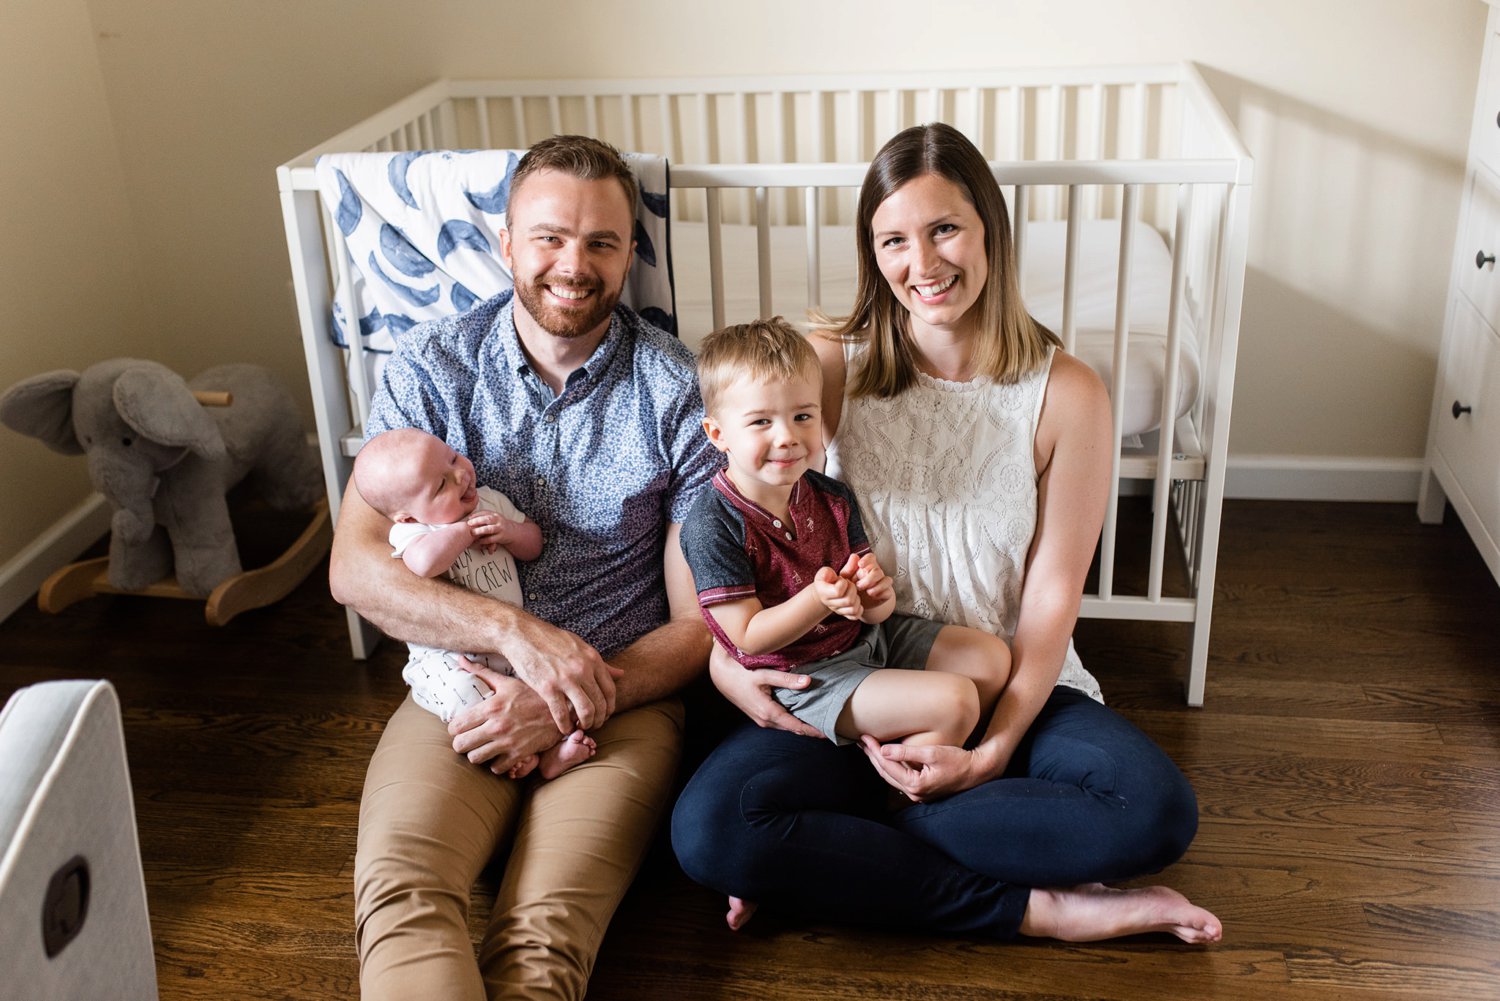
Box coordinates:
[1012,185,1028,285]
[773,92,788,224]
[699,93,713,163]
[969,86,984,152]
[476,97,492,148]
[623,93,637,151]
[1148,183,1193,600]
[660,94,675,162]
[547,95,562,138]
[805,187,821,311]
[1097,184,1139,601]
[707,189,726,332]
[810,90,825,163]
[1060,186,1080,354]
[585,95,599,145]
[851,89,864,160]
[1134,82,1148,158]
[1010,87,1024,160]
[1090,83,1106,216]
[738,92,752,220]
[755,186,773,318]
[512,96,527,147]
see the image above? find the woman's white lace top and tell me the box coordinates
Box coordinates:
[825,345,1103,702]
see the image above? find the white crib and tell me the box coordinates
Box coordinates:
[276,65,1252,705]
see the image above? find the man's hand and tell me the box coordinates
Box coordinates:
[813,566,863,621]
[709,644,822,737]
[449,660,564,774]
[499,615,618,732]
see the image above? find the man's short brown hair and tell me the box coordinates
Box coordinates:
[509,134,638,220]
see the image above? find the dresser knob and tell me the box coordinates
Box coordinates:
[1479,250,1497,269]
[1453,400,1473,419]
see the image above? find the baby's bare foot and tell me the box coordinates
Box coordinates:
[726,895,758,931]
[538,729,596,780]
[1020,883,1222,944]
[507,754,539,780]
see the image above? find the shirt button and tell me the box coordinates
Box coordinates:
[773,520,782,527]
[544,413,557,423]
[535,476,546,488]
[785,532,793,541]
[528,593,538,601]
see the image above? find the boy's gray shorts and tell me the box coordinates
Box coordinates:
[772,613,944,744]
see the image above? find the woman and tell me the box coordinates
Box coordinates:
[671,122,1221,945]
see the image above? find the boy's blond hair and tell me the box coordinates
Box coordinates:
[697,317,820,416]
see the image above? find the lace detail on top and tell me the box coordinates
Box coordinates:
[825,345,1103,703]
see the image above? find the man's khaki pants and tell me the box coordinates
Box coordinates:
[354,694,684,1001]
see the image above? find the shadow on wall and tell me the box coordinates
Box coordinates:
[1199,66,1465,340]
[1236,264,1439,456]
[1196,67,1467,458]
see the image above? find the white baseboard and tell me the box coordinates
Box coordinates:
[0,494,109,624]
[1224,455,1424,502]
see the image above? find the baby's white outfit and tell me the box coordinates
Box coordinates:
[389,486,528,722]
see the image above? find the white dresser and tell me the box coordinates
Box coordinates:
[1419,0,1500,585]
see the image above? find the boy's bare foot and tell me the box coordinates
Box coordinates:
[538,729,596,780]
[507,754,539,780]
[1019,883,1222,944]
[726,895,758,931]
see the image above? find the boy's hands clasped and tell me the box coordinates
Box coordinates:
[814,552,894,621]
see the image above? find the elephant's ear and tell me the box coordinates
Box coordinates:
[0,370,84,455]
[115,367,227,461]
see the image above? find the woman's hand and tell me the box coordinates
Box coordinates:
[857,737,1000,802]
[709,644,823,737]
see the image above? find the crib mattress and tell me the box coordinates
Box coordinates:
[670,218,1199,439]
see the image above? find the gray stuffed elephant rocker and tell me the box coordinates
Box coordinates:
[1,359,322,597]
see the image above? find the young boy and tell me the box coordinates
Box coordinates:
[679,318,1011,757]
[352,426,595,780]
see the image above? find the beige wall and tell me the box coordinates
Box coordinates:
[1,0,1485,568]
[0,0,151,567]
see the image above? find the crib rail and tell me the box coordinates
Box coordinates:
[277,65,1251,702]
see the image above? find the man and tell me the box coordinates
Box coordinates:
[330,135,716,1001]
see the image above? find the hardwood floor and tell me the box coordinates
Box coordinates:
[2,500,1497,1000]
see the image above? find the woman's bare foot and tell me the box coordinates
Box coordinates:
[538,729,597,780]
[1019,883,1222,944]
[726,895,758,931]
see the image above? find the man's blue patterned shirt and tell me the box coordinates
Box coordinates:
[365,290,716,657]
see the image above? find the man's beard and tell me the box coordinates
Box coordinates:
[513,273,622,340]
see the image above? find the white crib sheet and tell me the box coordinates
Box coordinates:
[670,218,1199,439]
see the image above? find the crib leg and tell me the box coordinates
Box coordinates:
[1185,617,1210,707]
[346,609,383,660]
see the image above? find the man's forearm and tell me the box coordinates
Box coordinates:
[330,481,525,655]
[607,616,712,711]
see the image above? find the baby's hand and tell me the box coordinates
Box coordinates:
[814,567,863,620]
[467,511,509,555]
[852,553,894,604]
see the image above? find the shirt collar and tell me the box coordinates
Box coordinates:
[711,468,805,526]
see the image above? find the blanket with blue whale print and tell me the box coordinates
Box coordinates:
[314,149,674,356]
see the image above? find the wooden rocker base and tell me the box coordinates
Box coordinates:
[38,499,331,626]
